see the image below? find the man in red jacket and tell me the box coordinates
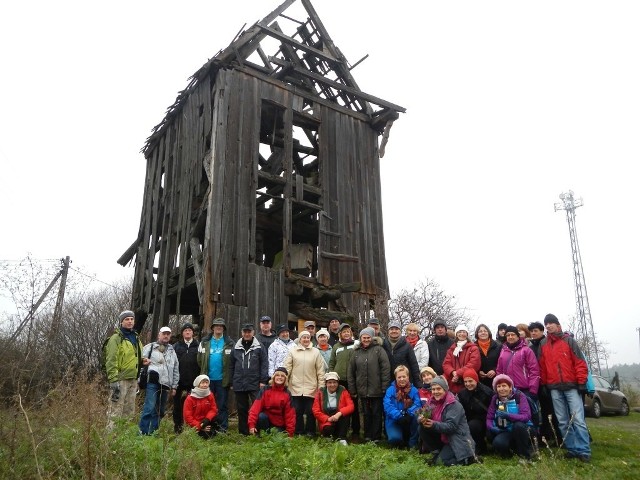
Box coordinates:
[539,314,591,462]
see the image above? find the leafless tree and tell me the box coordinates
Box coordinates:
[388,278,474,339]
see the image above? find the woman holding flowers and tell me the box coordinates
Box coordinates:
[418,376,477,466]
[486,373,533,461]
[383,365,422,448]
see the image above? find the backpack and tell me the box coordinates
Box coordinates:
[517,390,540,434]
[100,332,119,379]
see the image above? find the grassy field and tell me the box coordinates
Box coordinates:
[1,400,638,480]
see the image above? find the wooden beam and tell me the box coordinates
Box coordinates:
[269,57,406,113]
[257,24,338,64]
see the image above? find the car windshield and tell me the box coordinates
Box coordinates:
[600,377,612,389]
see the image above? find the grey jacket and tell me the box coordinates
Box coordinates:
[142,342,180,389]
[430,396,476,462]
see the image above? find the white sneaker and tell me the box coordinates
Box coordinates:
[338,439,348,446]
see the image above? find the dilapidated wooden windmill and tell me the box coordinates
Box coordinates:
[118,0,405,337]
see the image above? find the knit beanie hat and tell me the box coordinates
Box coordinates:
[492,373,514,391]
[316,328,330,340]
[454,324,469,335]
[544,313,561,325]
[359,327,376,339]
[119,310,135,322]
[497,323,508,331]
[420,366,437,378]
[431,376,449,391]
[504,325,519,337]
[274,367,288,377]
[193,374,210,388]
[462,369,479,383]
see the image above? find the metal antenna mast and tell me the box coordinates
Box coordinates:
[554,191,601,374]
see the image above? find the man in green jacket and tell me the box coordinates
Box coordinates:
[105,310,142,430]
[198,317,234,431]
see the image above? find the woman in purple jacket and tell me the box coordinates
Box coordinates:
[486,374,533,460]
[495,326,540,401]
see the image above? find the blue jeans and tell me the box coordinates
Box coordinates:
[385,415,419,448]
[139,383,168,435]
[550,388,591,457]
[210,380,229,431]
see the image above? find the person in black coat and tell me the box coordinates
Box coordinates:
[231,324,269,435]
[427,320,454,375]
[383,320,422,388]
[474,324,501,389]
[173,323,200,433]
[456,369,493,454]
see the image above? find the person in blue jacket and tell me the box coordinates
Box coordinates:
[383,365,421,448]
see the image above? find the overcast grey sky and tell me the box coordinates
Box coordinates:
[1,1,639,367]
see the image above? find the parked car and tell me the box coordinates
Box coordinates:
[584,374,629,418]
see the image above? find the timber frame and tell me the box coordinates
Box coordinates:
[118,0,405,338]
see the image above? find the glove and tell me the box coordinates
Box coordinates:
[489,426,502,435]
[397,412,412,427]
[495,410,509,419]
[109,382,120,402]
[199,418,211,430]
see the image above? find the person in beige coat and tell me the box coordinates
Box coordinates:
[284,330,326,436]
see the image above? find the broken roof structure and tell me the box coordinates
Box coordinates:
[118,0,405,337]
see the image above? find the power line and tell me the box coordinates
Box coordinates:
[68,266,129,292]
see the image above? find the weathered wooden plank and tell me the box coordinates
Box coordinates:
[219,71,241,305]
[209,71,232,303]
[234,66,371,124]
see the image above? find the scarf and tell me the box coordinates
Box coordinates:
[477,338,491,356]
[453,339,467,357]
[395,381,413,409]
[318,343,330,351]
[190,387,210,399]
[406,335,419,349]
[322,386,343,412]
[429,391,456,444]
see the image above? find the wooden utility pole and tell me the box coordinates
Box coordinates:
[49,256,70,341]
[10,256,70,342]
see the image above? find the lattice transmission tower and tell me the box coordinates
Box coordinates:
[554,191,601,374]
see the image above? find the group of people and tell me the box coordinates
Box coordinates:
[104,311,592,465]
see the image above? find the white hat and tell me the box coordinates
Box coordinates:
[325,372,340,382]
[159,326,172,333]
[193,374,210,388]
[316,328,330,340]
[454,324,469,335]
[299,330,311,338]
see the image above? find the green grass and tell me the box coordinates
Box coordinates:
[1,408,639,479]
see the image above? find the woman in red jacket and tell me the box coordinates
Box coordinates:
[312,371,354,444]
[248,367,296,437]
[442,325,481,394]
[183,375,218,439]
